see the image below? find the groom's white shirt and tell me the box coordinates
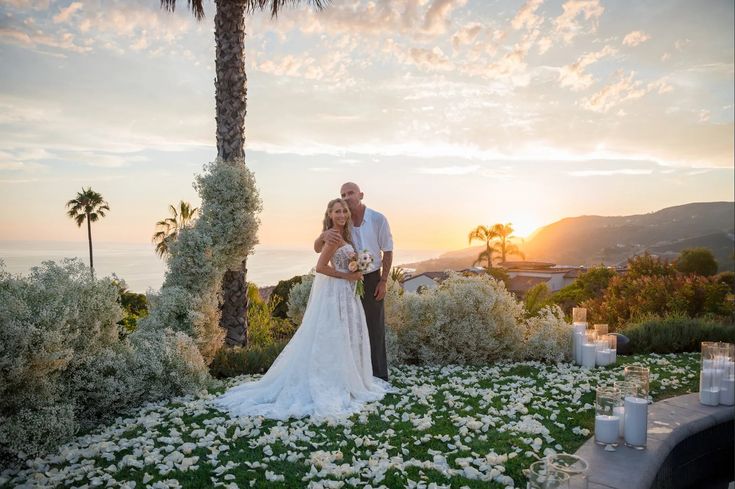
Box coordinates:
[352,207,393,275]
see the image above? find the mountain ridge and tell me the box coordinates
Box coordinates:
[399,201,735,273]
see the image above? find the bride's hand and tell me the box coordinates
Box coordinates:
[346,271,363,282]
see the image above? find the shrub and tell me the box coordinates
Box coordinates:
[583,254,734,329]
[521,306,572,363]
[270,275,303,319]
[141,158,262,364]
[388,273,525,365]
[287,273,315,325]
[0,260,211,465]
[112,277,148,336]
[674,247,718,276]
[246,283,297,348]
[624,316,735,354]
[714,271,735,290]
[550,265,616,315]
[209,341,288,378]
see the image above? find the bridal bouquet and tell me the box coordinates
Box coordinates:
[348,249,373,298]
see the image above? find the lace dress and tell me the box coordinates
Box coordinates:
[214,244,391,420]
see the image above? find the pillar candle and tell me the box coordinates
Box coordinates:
[582,343,596,369]
[624,396,647,449]
[596,348,611,367]
[595,415,620,445]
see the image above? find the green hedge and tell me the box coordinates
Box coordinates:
[209,341,288,378]
[625,316,735,354]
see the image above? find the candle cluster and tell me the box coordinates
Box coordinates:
[594,365,650,451]
[571,308,617,369]
[699,341,735,407]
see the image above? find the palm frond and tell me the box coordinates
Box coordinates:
[160,0,205,20]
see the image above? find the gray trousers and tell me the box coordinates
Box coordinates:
[361,270,388,381]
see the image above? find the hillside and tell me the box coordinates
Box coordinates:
[399,202,735,273]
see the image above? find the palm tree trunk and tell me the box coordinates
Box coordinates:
[214,0,249,347]
[86,213,94,273]
[486,242,493,269]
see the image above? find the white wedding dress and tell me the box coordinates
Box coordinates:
[214,244,391,420]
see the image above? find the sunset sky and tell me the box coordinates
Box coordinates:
[0,0,733,251]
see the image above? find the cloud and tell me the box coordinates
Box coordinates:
[53,2,83,24]
[581,70,647,112]
[622,30,650,47]
[408,46,453,71]
[554,0,604,43]
[647,78,673,94]
[512,0,544,31]
[418,165,480,175]
[259,0,468,40]
[452,22,483,50]
[423,0,468,35]
[0,26,91,53]
[568,168,654,177]
[0,2,197,56]
[1,0,51,9]
[698,110,711,123]
[558,45,617,91]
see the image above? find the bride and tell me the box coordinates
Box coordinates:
[214,198,391,420]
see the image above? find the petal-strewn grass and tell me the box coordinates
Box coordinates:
[1,353,698,489]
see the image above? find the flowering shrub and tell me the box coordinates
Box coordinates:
[521,306,572,363]
[0,260,212,465]
[139,158,262,363]
[389,274,526,365]
[583,259,733,329]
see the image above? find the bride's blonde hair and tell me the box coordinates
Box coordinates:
[322,198,353,246]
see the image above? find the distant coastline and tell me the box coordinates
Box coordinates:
[0,241,444,293]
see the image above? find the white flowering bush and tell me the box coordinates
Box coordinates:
[521,306,572,363]
[287,273,315,324]
[139,158,262,364]
[0,260,212,466]
[390,274,526,365]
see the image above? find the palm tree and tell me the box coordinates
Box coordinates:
[66,187,110,273]
[468,225,499,269]
[390,266,407,283]
[161,0,328,347]
[152,201,198,258]
[491,223,525,264]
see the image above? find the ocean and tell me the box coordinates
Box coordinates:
[0,241,443,293]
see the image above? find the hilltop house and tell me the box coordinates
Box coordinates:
[502,261,584,296]
[401,262,608,297]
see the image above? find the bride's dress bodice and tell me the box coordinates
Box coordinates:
[331,244,354,273]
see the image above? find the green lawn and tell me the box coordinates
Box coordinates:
[1,353,699,489]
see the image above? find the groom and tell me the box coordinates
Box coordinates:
[314,182,393,381]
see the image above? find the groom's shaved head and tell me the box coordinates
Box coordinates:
[341,182,361,193]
